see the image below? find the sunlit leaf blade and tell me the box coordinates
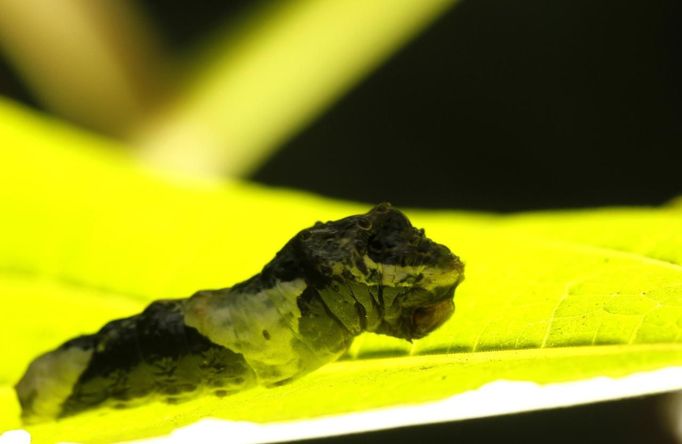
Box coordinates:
[0,99,681,442]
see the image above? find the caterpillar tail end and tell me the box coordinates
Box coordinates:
[15,336,95,424]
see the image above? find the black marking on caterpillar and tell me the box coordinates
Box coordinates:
[15,203,464,423]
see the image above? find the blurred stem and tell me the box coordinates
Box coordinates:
[135,0,456,178]
[0,0,168,135]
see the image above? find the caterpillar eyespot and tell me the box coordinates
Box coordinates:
[15,203,464,423]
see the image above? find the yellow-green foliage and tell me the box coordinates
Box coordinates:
[1,99,681,442]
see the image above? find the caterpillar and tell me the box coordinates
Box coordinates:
[16,203,464,423]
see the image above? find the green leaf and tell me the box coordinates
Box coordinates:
[0,99,681,443]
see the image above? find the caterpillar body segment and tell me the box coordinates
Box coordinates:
[16,204,464,423]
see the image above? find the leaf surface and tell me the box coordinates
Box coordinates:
[1,99,681,442]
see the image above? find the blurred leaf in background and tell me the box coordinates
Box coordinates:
[0,0,454,176]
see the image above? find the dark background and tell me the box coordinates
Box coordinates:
[1,0,680,442]
[252,0,682,211]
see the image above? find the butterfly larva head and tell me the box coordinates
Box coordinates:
[363,204,464,340]
[289,203,464,340]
